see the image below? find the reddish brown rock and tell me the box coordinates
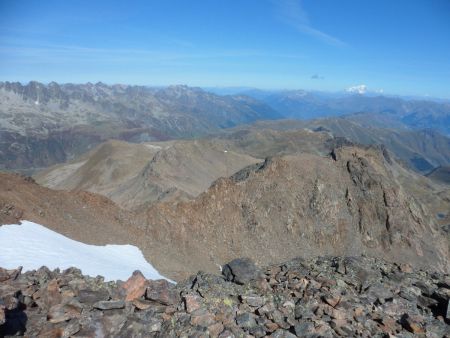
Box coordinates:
[46,279,62,309]
[184,294,203,313]
[190,310,216,327]
[37,327,64,338]
[323,294,341,308]
[401,314,426,334]
[208,322,224,337]
[132,298,153,310]
[400,263,413,273]
[122,270,148,301]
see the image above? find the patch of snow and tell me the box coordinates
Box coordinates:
[144,144,162,150]
[0,220,170,282]
[346,84,367,95]
[34,100,39,105]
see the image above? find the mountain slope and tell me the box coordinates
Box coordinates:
[0,173,136,245]
[0,173,183,280]
[228,118,450,173]
[426,165,450,185]
[140,146,450,275]
[35,139,261,209]
[4,143,450,280]
[0,81,280,171]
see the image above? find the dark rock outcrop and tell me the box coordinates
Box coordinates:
[222,258,263,284]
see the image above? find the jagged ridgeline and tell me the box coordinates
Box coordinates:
[140,145,449,276]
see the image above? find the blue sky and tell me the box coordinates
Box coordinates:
[1,0,449,98]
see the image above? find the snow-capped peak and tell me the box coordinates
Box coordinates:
[346,84,367,94]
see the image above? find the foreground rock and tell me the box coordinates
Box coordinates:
[1,256,449,337]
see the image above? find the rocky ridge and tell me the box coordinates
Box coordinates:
[221,119,450,174]
[141,145,450,276]
[1,256,449,337]
[2,143,450,281]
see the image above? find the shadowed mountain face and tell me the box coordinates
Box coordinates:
[0,81,280,172]
[427,166,450,185]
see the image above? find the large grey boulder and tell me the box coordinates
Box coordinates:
[222,258,262,284]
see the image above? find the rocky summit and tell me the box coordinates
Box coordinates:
[1,256,449,337]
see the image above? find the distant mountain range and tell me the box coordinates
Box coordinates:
[233,89,450,135]
[0,81,279,171]
[1,81,450,172]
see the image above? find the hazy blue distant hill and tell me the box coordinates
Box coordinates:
[227,117,450,174]
[237,89,450,136]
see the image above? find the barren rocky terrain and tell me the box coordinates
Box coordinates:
[5,143,449,281]
[1,256,449,337]
[35,139,261,210]
[2,81,450,337]
[140,145,450,276]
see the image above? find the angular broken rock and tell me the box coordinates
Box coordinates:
[132,298,154,310]
[222,258,262,284]
[45,278,62,309]
[236,312,257,329]
[62,320,81,337]
[184,293,203,313]
[1,255,449,337]
[401,314,425,334]
[122,270,148,301]
[190,308,216,327]
[146,279,179,305]
[0,267,22,282]
[241,294,265,307]
[77,288,110,306]
[47,308,70,324]
[93,300,125,310]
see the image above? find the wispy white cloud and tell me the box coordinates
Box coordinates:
[274,0,346,47]
[0,39,305,66]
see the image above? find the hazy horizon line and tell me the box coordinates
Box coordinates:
[1,79,449,101]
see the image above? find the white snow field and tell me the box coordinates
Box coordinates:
[0,220,169,282]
